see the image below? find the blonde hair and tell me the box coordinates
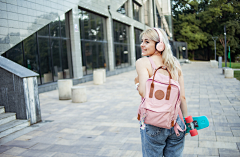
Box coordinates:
[140,28,182,80]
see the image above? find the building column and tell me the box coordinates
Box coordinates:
[128,0,136,67]
[149,0,154,27]
[69,6,83,78]
[106,17,114,71]
[129,26,136,66]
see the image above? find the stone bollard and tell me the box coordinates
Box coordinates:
[98,69,106,82]
[43,72,52,83]
[58,79,72,100]
[93,70,103,85]
[71,86,87,103]
[222,67,230,74]
[224,68,234,78]
[210,60,218,68]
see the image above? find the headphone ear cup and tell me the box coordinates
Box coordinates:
[156,42,165,52]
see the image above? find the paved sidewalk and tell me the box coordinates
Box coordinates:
[0,62,240,157]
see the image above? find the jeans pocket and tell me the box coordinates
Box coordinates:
[176,116,185,131]
[145,124,163,137]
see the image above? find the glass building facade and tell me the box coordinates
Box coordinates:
[117,1,128,16]
[2,13,73,85]
[113,21,130,68]
[134,28,142,60]
[0,0,180,89]
[133,1,141,22]
[79,9,108,75]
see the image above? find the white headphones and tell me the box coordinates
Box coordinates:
[153,28,165,52]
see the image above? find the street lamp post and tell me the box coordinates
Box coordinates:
[212,37,218,60]
[224,25,227,67]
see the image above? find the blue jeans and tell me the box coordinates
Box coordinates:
[140,116,186,157]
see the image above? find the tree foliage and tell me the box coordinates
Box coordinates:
[172,0,240,61]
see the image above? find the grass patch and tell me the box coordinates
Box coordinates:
[234,71,240,81]
[222,62,240,69]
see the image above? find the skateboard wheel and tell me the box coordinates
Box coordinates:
[190,129,198,136]
[185,116,193,123]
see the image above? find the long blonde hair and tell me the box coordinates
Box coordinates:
[140,28,181,80]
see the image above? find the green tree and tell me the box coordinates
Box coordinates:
[172,0,240,61]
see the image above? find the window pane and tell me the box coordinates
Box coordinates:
[62,39,71,79]
[133,2,140,21]
[5,43,23,66]
[38,37,53,84]
[38,25,49,36]
[79,8,107,75]
[51,39,62,81]
[50,17,60,37]
[113,21,130,68]
[134,28,142,60]
[23,34,41,84]
[60,14,66,38]
[117,3,128,15]
[92,43,97,69]
[85,42,92,75]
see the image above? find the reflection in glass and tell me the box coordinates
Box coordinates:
[117,3,128,16]
[113,21,130,68]
[23,34,41,84]
[79,8,107,75]
[60,14,66,37]
[38,37,53,83]
[144,0,150,26]
[50,17,60,37]
[85,42,92,74]
[156,7,161,28]
[51,39,62,81]
[62,40,71,78]
[134,28,142,60]
[5,43,23,66]
[133,1,140,22]
[2,12,72,85]
[38,25,49,36]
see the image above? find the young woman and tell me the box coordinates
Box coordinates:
[135,28,188,157]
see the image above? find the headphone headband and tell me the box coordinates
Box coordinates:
[153,28,162,43]
[153,28,165,52]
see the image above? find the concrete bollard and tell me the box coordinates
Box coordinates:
[222,67,230,74]
[43,72,52,83]
[71,86,87,103]
[212,61,218,68]
[210,60,218,68]
[93,70,103,85]
[58,71,63,79]
[98,69,106,82]
[225,68,234,78]
[58,79,72,100]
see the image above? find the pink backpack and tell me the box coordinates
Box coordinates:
[138,57,185,135]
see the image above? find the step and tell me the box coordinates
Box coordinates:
[0,106,4,114]
[0,113,16,126]
[0,119,30,139]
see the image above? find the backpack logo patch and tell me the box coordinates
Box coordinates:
[154,90,165,100]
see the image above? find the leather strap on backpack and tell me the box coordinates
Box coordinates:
[149,66,172,100]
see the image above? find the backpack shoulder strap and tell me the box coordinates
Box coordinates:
[148,57,157,70]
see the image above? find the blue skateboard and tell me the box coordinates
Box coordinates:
[184,115,209,136]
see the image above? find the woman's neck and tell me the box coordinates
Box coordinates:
[150,53,164,65]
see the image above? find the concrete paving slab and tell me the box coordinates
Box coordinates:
[0,62,240,157]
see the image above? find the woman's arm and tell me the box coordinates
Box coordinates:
[135,59,150,98]
[178,71,188,118]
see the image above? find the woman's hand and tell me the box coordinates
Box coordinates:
[134,76,139,84]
